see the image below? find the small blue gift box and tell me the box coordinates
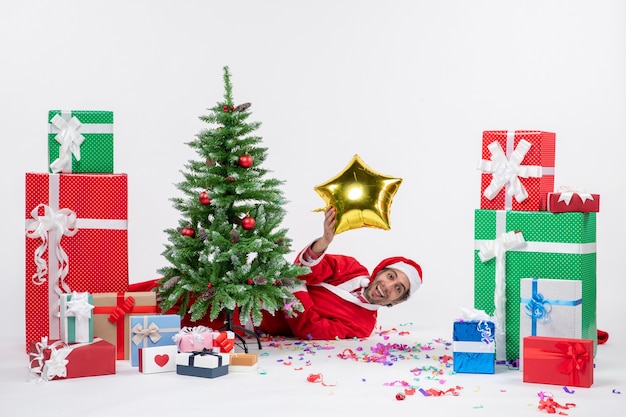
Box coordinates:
[453,320,496,374]
[176,349,229,379]
[129,315,181,367]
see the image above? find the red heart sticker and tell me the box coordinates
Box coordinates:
[154,354,170,367]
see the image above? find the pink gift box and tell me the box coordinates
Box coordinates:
[173,326,215,352]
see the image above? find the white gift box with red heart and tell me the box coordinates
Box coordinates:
[138,345,178,374]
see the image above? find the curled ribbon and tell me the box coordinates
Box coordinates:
[49,114,84,173]
[525,292,552,322]
[476,320,494,344]
[25,204,78,291]
[478,138,543,204]
[478,230,526,361]
[131,322,162,346]
[29,336,63,375]
[557,185,594,205]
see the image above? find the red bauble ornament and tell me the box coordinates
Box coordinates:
[199,191,211,205]
[223,105,229,113]
[181,227,195,238]
[241,215,256,230]
[207,282,213,288]
[238,154,254,168]
[395,392,406,401]
[246,279,254,285]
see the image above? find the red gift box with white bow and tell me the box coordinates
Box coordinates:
[547,186,600,213]
[478,130,556,211]
[24,173,129,352]
[522,335,593,388]
[29,337,116,381]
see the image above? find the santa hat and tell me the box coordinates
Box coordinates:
[369,256,423,297]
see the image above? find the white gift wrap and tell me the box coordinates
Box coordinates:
[139,345,178,374]
[519,278,582,368]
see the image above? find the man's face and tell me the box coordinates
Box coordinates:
[363,268,410,306]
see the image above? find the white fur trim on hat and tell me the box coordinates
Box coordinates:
[387,261,421,296]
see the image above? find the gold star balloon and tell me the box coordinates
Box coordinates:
[314,154,403,234]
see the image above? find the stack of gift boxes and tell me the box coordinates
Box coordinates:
[453,130,598,388]
[25,110,252,381]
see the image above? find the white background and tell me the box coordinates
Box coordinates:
[1,1,625,415]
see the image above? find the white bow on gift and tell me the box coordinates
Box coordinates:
[42,346,71,380]
[64,292,94,341]
[557,185,595,205]
[478,139,543,203]
[25,204,78,293]
[29,337,70,381]
[49,114,85,173]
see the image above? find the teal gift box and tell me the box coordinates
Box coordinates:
[474,209,596,361]
[60,292,94,344]
[129,315,181,367]
[48,110,114,173]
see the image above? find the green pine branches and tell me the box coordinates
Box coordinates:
[157,66,307,326]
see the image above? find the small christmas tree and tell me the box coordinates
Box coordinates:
[157,66,307,328]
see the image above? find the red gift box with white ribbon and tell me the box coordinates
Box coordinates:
[547,186,600,213]
[24,173,129,352]
[478,130,556,211]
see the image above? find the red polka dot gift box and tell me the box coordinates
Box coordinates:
[478,130,556,211]
[24,173,129,352]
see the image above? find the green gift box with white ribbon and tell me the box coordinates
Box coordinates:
[474,209,596,361]
[48,110,114,173]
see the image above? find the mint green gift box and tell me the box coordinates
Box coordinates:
[474,209,596,361]
[48,110,114,173]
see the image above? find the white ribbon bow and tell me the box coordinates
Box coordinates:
[478,230,526,361]
[131,322,162,346]
[42,346,71,379]
[557,185,594,205]
[49,114,85,173]
[478,139,543,203]
[65,292,94,341]
[25,204,78,293]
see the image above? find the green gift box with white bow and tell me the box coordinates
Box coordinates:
[473,209,597,361]
[48,110,114,173]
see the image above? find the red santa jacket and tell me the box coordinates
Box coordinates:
[258,246,380,340]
